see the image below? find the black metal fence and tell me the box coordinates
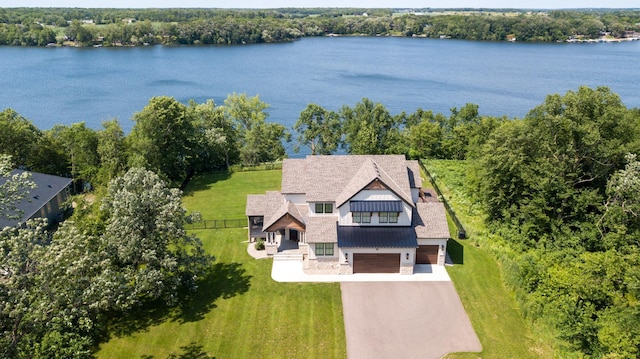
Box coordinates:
[419,160,467,239]
[186,218,246,230]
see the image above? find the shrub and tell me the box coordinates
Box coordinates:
[255,239,265,250]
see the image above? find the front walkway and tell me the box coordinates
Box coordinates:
[271,260,451,282]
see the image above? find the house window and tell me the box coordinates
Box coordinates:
[353,212,371,223]
[379,212,399,223]
[378,212,398,223]
[315,203,333,214]
[315,243,334,256]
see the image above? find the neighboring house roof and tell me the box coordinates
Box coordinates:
[413,202,450,239]
[337,226,418,248]
[0,170,72,228]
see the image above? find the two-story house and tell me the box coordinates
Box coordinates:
[246,155,450,275]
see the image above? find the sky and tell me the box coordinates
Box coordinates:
[0,0,637,9]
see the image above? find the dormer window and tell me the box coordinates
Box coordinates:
[379,212,399,223]
[315,203,333,214]
[353,212,371,223]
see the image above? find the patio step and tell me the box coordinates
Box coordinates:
[273,253,303,261]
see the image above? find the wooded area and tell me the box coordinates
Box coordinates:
[2,86,640,357]
[1,8,640,46]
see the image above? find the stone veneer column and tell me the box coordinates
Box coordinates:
[339,263,353,275]
[400,263,414,275]
[266,243,278,256]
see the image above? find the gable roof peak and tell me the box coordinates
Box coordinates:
[335,157,414,208]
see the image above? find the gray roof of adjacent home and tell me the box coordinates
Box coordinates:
[337,226,418,248]
[413,202,450,239]
[0,170,72,228]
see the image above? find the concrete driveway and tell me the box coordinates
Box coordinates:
[341,281,481,359]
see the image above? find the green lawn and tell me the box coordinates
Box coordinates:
[181,170,282,219]
[424,160,557,358]
[97,170,346,359]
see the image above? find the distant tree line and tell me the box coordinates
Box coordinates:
[1,8,640,46]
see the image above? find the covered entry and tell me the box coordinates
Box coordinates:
[353,253,400,273]
[416,245,439,264]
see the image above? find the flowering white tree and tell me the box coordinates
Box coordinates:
[100,167,211,308]
[0,154,35,222]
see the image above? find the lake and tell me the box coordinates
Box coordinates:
[2,36,640,144]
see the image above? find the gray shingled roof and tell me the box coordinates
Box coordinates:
[0,170,72,228]
[281,158,307,194]
[246,194,266,216]
[407,160,422,189]
[337,226,418,248]
[413,202,450,239]
[262,200,306,231]
[305,216,338,243]
[281,155,418,203]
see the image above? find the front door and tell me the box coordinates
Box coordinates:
[290,229,299,242]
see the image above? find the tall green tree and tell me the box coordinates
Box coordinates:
[223,93,289,166]
[96,119,128,186]
[475,86,640,246]
[188,99,238,171]
[48,123,99,192]
[293,103,342,155]
[0,109,41,168]
[340,98,399,155]
[128,96,196,186]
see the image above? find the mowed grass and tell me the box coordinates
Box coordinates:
[97,170,346,359]
[182,170,282,219]
[424,160,556,359]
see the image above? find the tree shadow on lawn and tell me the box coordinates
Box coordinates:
[107,262,251,337]
[181,171,232,198]
[174,262,251,323]
[447,238,464,265]
[141,341,216,358]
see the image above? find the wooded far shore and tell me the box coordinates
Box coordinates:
[2,7,640,47]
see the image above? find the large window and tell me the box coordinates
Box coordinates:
[315,243,334,256]
[379,212,398,223]
[353,212,371,223]
[315,202,333,214]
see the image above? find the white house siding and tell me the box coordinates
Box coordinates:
[411,188,420,203]
[338,190,412,226]
[284,193,306,205]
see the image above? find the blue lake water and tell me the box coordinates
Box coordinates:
[1,36,639,140]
